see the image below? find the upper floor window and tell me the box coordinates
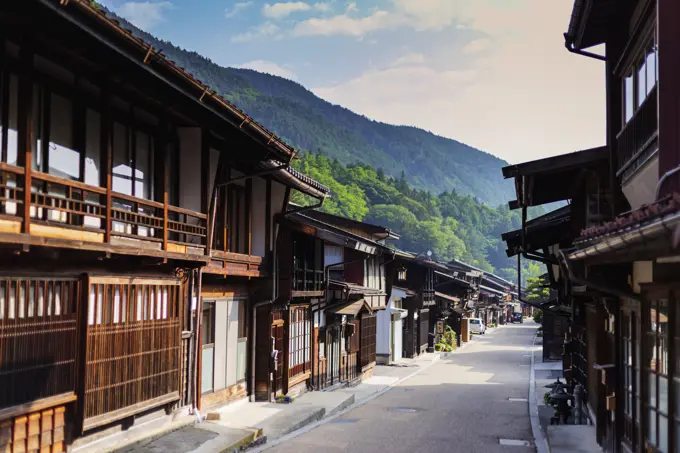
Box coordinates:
[623,32,658,125]
[0,71,19,166]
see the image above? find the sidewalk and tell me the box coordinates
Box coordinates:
[110,352,446,453]
[530,334,601,453]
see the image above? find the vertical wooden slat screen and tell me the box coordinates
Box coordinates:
[0,277,79,411]
[360,314,377,368]
[82,277,181,431]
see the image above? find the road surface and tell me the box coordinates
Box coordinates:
[262,322,538,453]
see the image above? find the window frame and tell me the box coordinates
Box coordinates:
[621,28,658,128]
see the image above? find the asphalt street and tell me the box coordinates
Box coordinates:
[262,322,538,453]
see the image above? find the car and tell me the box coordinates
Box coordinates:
[469,318,486,334]
[511,312,523,323]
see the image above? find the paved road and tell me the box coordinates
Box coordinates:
[263,322,538,453]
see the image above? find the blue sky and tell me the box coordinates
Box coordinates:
[100,0,606,164]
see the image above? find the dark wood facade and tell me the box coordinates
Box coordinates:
[0,1,330,451]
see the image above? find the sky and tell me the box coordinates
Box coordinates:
[99,0,606,164]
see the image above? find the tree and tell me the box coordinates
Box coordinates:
[525,276,550,302]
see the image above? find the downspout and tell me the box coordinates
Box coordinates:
[557,250,640,301]
[250,195,326,402]
[563,33,607,61]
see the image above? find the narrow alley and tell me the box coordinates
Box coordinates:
[259,323,537,453]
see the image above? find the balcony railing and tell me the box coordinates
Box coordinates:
[0,163,208,256]
[617,85,658,176]
[292,268,324,293]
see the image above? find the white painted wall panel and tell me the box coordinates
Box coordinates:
[226,300,239,386]
[214,301,228,391]
[178,127,202,213]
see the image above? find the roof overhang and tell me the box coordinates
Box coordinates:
[502,147,609,208]
[435,292,461,303]
[502,206,573,257]
[566,0,620,51]
[261,161,329,199]
[326,299,372,317]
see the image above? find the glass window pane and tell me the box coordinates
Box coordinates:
[6,75,18,165]
[649,409,657,446]
[201,346,214,393]
[659,415,668,453]
[646,44,656,95]
[637,59,646,108]
[48,93,79,180]
[134,131,152,200]
[84,109,101,187]
[659,375,668,414]
[112,122,132,195]
[650,373,657,407]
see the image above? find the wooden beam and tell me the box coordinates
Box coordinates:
[265,177,272,258]
[17,40,33,234]
[101,84,113,243]
[246,178,252,256]
[201,127,210,215]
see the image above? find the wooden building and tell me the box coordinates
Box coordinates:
[0,1,329,451]
[250,210,394,400]
[501,0,680,450]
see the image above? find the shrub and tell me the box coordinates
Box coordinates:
[533,309,543,324]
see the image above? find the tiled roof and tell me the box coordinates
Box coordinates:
[577,193,680,243]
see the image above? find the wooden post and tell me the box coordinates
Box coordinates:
[17,41,33,234]
[101,85,113,243]
[265,177,272,257]
[246,178,252,256]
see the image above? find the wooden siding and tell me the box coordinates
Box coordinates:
[0,277,80,414]
[0,405,67,453]
[81,278,182,431]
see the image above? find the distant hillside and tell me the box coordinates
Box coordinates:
[109,13,514,207]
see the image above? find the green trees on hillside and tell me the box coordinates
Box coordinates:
[291,152,543,283]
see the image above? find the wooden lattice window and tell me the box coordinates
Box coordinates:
[82,277,182,431]
[360,314,376,368]
[288,306,311,378]
[0,278,80,411]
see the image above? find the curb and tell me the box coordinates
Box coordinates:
[530,334,550,453]
[219,428,265,453]
[247,353,442,452]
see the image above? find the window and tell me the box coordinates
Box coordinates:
[0,71,19,165]
[645,296,669,452]
[202,301,216,393]
[623,308,641,449]
[622,32,658,126]
[288,306,311,378]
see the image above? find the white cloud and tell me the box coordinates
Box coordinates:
[312,0,606,164]
[391,53,426,66]
[293,10,401,37]
[231,22,281,42]
[225,1,253,18]
[116,1,172,30]
[462,38,490,54]
[392,0,461,30]
[262,2,331,19]
[234,60,298,80]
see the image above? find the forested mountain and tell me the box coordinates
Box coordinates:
[291,153,543,283]
[111,14,514,207]
[106,12,542,283]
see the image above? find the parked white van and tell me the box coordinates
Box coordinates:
[469,318,486,335]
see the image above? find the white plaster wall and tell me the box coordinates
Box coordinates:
[226,300,239,386]
[393,318,403,361]
[251,177,267,257]
[632,261,653,293]
[271,181,286,242]
[178,127,202,213]
[207,148,220,208]
[214,301,228,391]
[377,307,391,357]
[622,154,659,210]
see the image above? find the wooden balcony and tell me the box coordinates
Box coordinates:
[205,250,266,277]
[0,163,208,262]
[617,86,658,180]
[291,268,324,298]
